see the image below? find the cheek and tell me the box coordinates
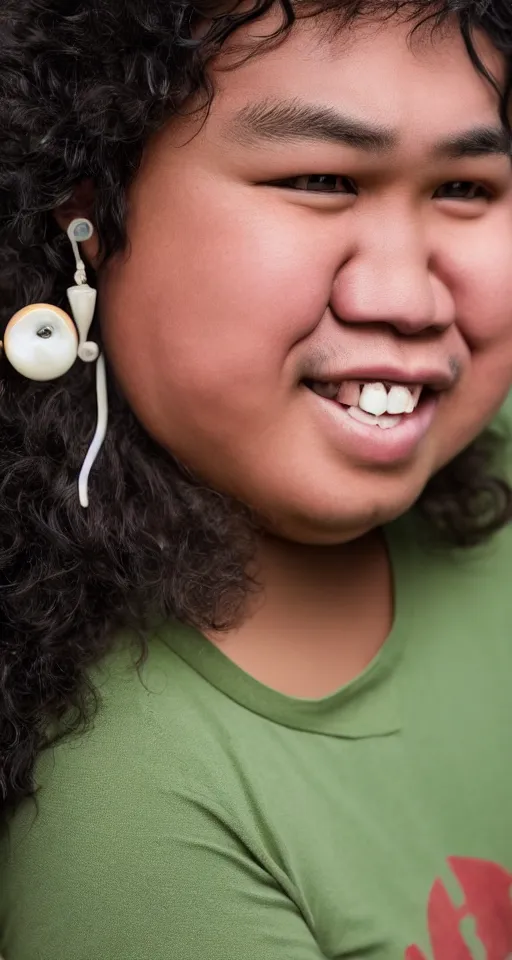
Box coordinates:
[422,220,512,466]
[449,223,512,354]
[101,182,333,417]
[435,228,512,460]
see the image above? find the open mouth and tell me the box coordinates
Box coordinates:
[303,378,432,430]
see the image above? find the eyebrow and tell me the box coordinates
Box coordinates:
[434,126,512,159]
[227,99,395,151]
[226,98,512,160]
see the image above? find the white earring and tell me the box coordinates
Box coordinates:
[3,303,79,381]
[1,217,108,509]
[66,218,100,365]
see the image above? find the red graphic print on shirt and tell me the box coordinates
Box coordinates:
[405,857,512,960]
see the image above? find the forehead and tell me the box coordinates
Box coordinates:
[209,13,506,144]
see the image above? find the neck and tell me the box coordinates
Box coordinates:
[208,529,393,698]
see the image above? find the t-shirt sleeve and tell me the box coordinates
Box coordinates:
[0,731,326,960]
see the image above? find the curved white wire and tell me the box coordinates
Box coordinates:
[78,352,108,508]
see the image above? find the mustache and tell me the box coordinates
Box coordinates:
[300,345,462,389]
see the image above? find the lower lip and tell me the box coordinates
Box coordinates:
[307,389,439,465]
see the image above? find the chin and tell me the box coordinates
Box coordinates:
[260,479,427,545]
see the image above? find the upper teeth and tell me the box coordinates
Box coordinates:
[313,380,421,415]
[359,382,420,416]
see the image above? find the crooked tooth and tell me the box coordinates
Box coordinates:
[386,385,412,415]
[377,413,401,429]
[412,385,422,408]
[404,386,422,413]
[347,406,401,429]
[337,381,361,406]
[347,406,378,426]
[359,382,388,417]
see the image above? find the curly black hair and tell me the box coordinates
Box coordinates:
[1,0,512,820]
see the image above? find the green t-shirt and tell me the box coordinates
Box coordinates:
[1,511,512,959]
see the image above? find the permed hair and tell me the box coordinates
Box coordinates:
[1,0,512,819]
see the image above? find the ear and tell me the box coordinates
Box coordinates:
[53,179,101,268]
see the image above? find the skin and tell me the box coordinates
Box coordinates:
[63,12,512,694]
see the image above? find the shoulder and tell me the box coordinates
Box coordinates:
[7,633,238,812]
[0,635,259,959]
[0,632,244,864]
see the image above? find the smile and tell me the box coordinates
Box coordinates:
[303,379,441,465]
[306,379,424,429]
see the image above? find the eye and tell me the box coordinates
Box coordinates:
[434,180,491,201]
[271,174,358,194]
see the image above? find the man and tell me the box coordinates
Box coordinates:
[1,1,512,956]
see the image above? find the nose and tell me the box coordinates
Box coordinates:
[330,218,455,336]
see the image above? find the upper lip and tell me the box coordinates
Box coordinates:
[305,364,456,392]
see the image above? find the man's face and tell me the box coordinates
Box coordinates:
[100,12,512,542]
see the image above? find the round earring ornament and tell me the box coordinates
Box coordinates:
[2,303,79,381]
[1,219,98,380]
[0,218,108,508]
